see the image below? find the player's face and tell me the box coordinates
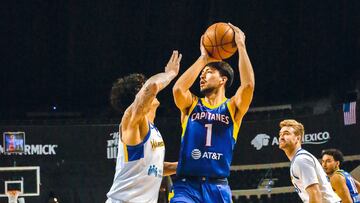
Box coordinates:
[278,126,300,150]
[321,154,339,175]
[199,67,224,94]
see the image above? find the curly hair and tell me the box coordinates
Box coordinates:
[110,73,147,113]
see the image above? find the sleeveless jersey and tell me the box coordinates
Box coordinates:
[290,148,341,203]
[176,97,240,178]
[106,123,165,203]
[335,169,360,203]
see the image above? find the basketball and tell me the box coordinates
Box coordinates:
[203,22,237,60]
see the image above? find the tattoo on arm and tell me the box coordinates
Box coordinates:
[150,72,176,92]
[132,71,175,115]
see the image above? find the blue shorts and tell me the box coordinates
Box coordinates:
[170,177,232,203]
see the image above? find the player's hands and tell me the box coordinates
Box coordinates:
[165,50,182,76]
[228,23,246,48]
[200,35,219,63]
[200,35,209,57]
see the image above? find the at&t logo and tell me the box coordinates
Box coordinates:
[191,149,201,160]
[191,149,223,160]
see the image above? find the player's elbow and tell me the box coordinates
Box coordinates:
[172,85,184,97]
[144,81,160,96]
[247,80,255,89]
[242,82,255,94]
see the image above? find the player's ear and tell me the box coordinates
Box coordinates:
[335,160,340,168]
[296,135,301,143]
[220,76,227,85]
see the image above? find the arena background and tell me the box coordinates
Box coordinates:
[1,0,360,203]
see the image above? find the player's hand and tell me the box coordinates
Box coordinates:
[165,50,182,76]
[200,35,219,63]
[228,23,246,48]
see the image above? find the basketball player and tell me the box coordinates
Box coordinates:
[321,149,360,203]
[171,23,255,202]
[279,119,341,203]
[106,50,181,203]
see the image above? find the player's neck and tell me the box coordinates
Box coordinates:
[286,145,301,161]
[204,89,226,106]
[328,167,340,177]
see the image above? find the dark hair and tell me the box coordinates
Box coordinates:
[110,73,146,113]
[321,148,344,165]
[206,61,234,87]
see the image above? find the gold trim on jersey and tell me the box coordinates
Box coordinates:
[335,169,345,177]
[168,189,174,201]
[150,139,165,150]
[181,97,199,138]
[123,143,129,162]
[227,102,240,141]
[200,97,228,109]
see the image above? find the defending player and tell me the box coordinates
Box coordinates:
[171,23,255,202]
[279,119,341,203]
[106,51,181,203]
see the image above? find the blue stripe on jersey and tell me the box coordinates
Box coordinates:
[177,98,237,178]
[124,123,152,162]
[290,148,317,180]
[336,170,360,203]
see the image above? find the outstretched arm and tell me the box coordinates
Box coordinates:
[228,23,255,122]
[172,36,218,114]
[131,51,182,119]
[121,51,182,145]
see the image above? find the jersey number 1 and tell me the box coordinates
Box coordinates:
[205,124,212,146]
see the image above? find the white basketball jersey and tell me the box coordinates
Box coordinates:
[106,123,165,203]
[290,148,341,203]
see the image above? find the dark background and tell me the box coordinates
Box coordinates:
[1,0,359,119]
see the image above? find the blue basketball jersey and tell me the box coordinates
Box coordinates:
[335,169,360,203]
[176,97,240,178]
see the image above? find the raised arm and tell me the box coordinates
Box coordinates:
[228,23,255,122]
[131,50,182,120]
[121,51,182,145]
[172,36,218,114]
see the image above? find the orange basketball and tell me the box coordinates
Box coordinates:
[203,22,237,60]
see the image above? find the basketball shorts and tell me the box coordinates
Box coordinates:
[170,177,232,203]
